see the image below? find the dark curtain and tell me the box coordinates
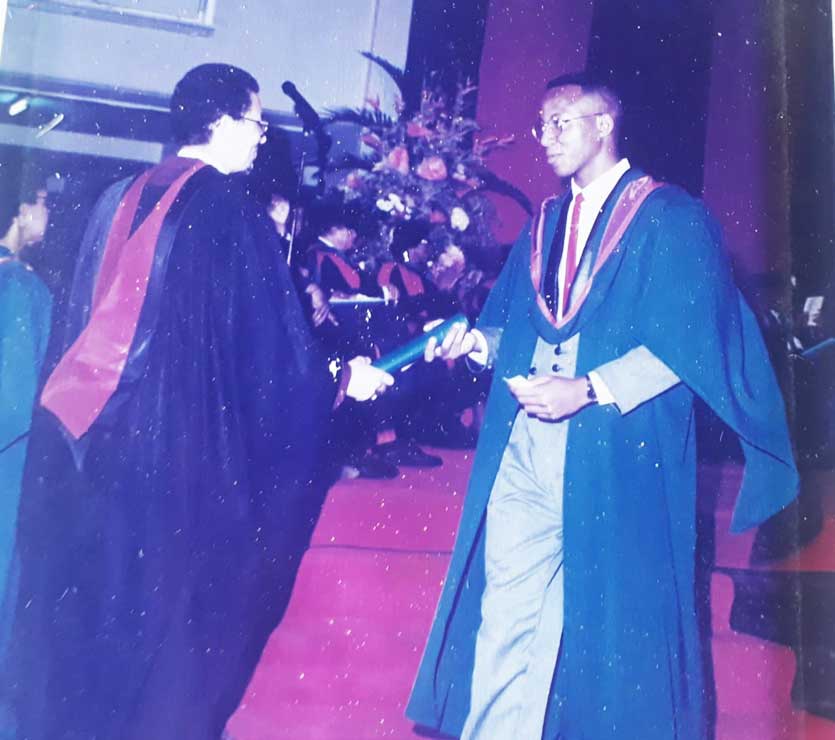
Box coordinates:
[585,0,714,196]
[404,0,490,113]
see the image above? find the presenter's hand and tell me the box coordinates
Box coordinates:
[306,283,337,327]
[385,285,400,304]
[423,320,476,362]
[504,375,590,421]
[346,356,394,402]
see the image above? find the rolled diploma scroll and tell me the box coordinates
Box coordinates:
[372,313,471,374]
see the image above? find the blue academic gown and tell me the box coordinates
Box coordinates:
[407,170,798,739]
[0,248,52,649]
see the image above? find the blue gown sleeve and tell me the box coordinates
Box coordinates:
[633,193,798,531]
[0,266,52,451]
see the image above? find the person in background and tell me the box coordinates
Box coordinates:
[0,186,52,628]
[376,225,482,454]
[304,197,396,310]
[5,63,392,740]
[0,185,52,736]
[280,197,334,328]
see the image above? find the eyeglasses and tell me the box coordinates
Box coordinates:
[531,112,604,140]
[241,116,269,134]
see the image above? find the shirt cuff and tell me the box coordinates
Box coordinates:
[587,370,616,406]
[466,329,490,366]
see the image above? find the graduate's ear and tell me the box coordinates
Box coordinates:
[596,113,614,139]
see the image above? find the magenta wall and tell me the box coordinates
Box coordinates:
[703,1,783,278]
[475,0,595,243]
[477,1,786,280]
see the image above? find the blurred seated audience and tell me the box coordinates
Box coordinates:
[744,273,834,563]
[245,130,336,330]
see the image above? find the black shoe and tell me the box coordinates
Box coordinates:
[354,451,399,479]
[377,441,443,468]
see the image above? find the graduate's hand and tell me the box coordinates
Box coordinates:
[504,374,591,421]
[423,320,476,363]
[346,356,394,402]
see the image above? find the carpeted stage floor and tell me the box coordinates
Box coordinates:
[227,451,835,740]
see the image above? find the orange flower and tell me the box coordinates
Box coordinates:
[416,156,448,181]
[386,146,410,175]
[361,133,382,151]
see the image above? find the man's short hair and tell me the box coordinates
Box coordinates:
[544,71,622,123]
[246,128,298,205]
[0,182,42,237]
[170,63,260,146]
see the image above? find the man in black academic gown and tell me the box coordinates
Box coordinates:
[4,64,392,740]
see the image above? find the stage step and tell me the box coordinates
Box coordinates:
[713,631,797,717]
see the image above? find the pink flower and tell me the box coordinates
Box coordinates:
[345,172,363,190]
[386,146,410,175]
[429,210,448,224]
[416,156,448,181]
[450,207,470,231]
[406,121,432,138]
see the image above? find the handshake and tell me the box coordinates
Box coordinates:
[346,314,478,402]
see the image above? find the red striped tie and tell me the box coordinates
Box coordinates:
[561,191,584,314]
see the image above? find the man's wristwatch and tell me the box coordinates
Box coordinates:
[584,375,598,404]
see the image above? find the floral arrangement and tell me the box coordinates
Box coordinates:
[324,53,530,266]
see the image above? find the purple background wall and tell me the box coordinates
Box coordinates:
[475,0,595,243]
[474,0,797,284]
[703,0,786,279]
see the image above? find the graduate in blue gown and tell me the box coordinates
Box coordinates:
[409,74,798,740]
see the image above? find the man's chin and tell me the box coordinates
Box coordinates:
[241,150,259,173]
[548,156,570,177]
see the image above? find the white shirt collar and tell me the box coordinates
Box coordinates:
[570,158,630,211]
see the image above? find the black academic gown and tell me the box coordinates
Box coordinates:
[6,160,337,739]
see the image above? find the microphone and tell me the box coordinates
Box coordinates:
[281,81,321,131]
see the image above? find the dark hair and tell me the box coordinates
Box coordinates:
[0,201,19,238]
[245,127,298,205]
[0,181,42,237]
[545,71,622,123]
[390,221,429,262]
[306,196,364,237]
[170,63,260,146]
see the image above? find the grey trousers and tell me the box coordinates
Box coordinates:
[462,337,576,740]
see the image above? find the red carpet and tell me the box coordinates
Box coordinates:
[227,453,835,740]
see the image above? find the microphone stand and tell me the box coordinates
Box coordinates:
[282,81,332,266]
[286,137,308,267]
